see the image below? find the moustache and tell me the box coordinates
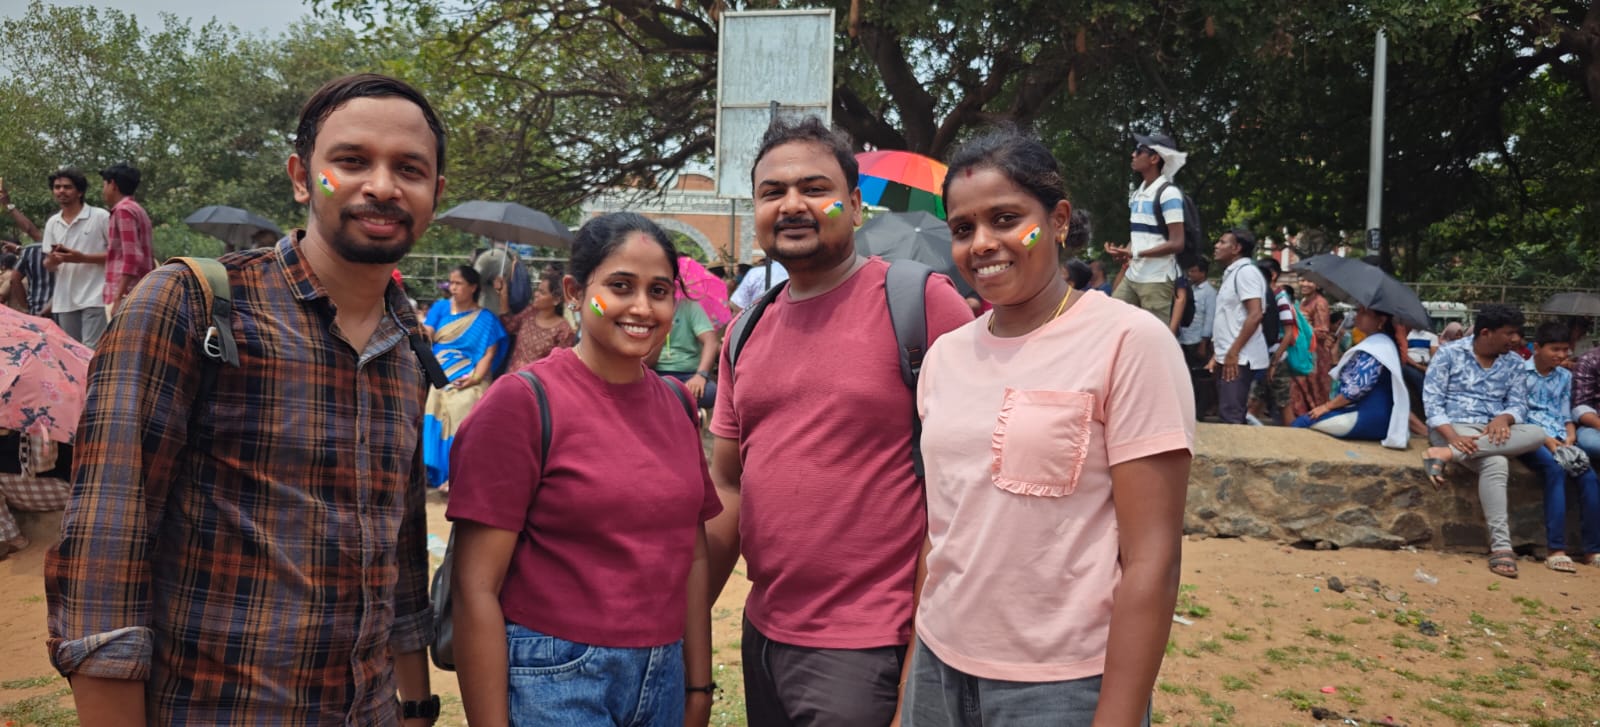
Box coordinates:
[340,202,413,227]
[774,215,818,234]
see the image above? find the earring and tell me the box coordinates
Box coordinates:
[1057,230,1068,248]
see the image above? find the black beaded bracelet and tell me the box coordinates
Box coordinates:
[685,682,717,695]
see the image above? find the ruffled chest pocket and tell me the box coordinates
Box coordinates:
[991,388,1095,497]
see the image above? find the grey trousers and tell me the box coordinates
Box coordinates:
[55,306,107,349]
[904,640,1149,727]
[742,617,905,727]
[1430,422,1547,551]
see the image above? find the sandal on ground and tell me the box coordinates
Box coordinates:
[1488,550,1519,579]
[1423,457,1448,489]
[1547,554,1577,573]
[1582,554,1600,566]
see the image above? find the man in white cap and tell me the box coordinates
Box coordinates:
[1105,131,1188,321]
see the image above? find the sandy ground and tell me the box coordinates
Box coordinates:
[6,502,1600,726]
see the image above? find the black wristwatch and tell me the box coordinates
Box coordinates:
[695,369,711,379]
[686,681,718,695]
[400,695,441,720]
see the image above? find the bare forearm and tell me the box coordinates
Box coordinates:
[1092,561,1181,727]
[704,493,741,601]
[696,335,719,373]
[455,592,512,727]
[9,209,42,241]
[394,648,430,701]
[1581,412,1600,430]
[684,529,714,687]
[70,674,147,727]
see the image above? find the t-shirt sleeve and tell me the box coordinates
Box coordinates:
[923,273,976,343]
[1158,185,1185,224]
[709,327,739,439]
[446,374,545,532]
[687,300,714,337]
[1103,311,1196,466]
[1235,267,1267,303]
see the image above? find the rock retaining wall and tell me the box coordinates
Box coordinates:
[1187,424,1548,551]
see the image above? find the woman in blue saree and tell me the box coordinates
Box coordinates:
[423,265,507,490]
[1292,307,1411,449]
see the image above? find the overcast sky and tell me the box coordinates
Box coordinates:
[1,0,333,36]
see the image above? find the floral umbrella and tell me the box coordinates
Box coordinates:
[0,307,93,443]
[678,256,732,328]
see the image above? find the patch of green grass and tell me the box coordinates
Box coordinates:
[1351,616,1373,625]
[1392,608,1426,626]
[1189,685,1236,722]
[0,675,59,690]
[1339,684,1366,707]
[1219,674,1253,692]
[1421,693,1480,725]
[1263,646,1316,666]
[1261,594,1281,608]
[1548,678,1574,692]
[0,687,76,727]
[1303,626,1349,645]
[1390,633,1439,653]
[18,594,44,604]
[1194,638,1224,655]
[1150,710,1167,724]
[1327,598,1358,610]
[1176,584,1212,619]
[1274,688,1320,712]
[1513,595,1554,617]
[1158,681,1186,695]
[1221,630,1250,642]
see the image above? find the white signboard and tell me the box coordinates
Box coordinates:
[715,9,835,199]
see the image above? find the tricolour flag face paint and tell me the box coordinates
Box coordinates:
[589,296,607,317]
[823,199,845,219]
[317,170,340,197]
[1020,224,1041,248]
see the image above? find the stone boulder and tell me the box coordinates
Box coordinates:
[1187,423,1544,551]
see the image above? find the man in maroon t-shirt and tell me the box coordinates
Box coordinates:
[707,118,973,726]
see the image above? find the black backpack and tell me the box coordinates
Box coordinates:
[1178,278,1197,329]
[726,258,934,476]
[1153,181,1204,269]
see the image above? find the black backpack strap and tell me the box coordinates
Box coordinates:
[657,374,700,427]
[726,279,788,376]
[1152,180,1172,230]
[884,259,934,477]
[410,333,451,389]
[515,370,553,462]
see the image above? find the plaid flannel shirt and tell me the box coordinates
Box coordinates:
[104,196,155,304]
[46,233,434,726]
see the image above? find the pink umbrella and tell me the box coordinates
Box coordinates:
[0,307,93,443]
[678,257,732,328]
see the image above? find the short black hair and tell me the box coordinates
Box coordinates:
[1063,259,1093,289]
[1256,258,1282,281]
[1228,228,1256,257]
[1185,257,1209,273]
[1473,303,1524,336]
[100,163,141,196]
[0,253,17,270]
[48,169,88,195]
[1534,320,1571,347]
[943,126,1069,219]
[568,212,679,288]
[294,73,447,175]
[751,116,858,191]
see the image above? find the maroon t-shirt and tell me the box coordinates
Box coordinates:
[712,258,974,649]
[447,348,722,647]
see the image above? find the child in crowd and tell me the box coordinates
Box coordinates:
[1520,321,1600,572]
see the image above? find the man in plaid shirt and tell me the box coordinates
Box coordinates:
[98,163,154,309]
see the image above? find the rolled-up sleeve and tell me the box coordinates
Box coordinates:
[389,443,435,654]
[45,266,198,679]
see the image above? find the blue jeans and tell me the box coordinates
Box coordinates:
[904,640,1149,727]
[1521,447,1600,554]
[506,624,684,726]
[1578,427,1600,467]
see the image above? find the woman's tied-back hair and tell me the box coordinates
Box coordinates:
[751,116,859,191]
[942,126,1068,218]
[568,212,680,287]
[452,265,481,291]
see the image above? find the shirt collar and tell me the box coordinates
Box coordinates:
[275,230,425,335]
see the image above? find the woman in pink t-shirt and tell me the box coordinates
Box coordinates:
[447,212,720,727]
[904,130,1195,726]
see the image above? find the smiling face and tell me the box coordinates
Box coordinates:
[945,166,1072,307]
[289,96,444,265]
[751,140,861,273]
[564,232,677,363]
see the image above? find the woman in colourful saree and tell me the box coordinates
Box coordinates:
[423,265,507,490]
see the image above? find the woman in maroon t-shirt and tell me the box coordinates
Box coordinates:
[448,212,720,727]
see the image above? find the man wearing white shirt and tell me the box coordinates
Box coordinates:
[1207,229,1266,424]
[8,170,110,346]
[730,255,789,312]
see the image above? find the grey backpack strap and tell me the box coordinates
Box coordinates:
[884,259,934,477]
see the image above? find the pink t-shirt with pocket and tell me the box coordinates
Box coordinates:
[712,258,973,649]
[446,348,722,648]
[915,291,1194,681]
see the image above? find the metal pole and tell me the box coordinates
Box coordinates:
[1365,29,1387,255]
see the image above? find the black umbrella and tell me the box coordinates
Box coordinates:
[854,211,973,297]
[1541,292,1600,317]
[1292,254,1431,331]
[184,205,283,250]
[436,200,572,249]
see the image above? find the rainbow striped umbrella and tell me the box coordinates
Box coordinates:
[856,151,948,219]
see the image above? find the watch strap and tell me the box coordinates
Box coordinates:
[400,694,441,719]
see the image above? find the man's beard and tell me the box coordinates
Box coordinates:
[317,197,418,265]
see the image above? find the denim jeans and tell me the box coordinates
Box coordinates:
[1578,427,1600,467]
[903,640,1149,727]
[1521,446,1600,554]
[506,624,684,726]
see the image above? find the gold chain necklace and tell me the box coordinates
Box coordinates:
[989,287,1074,334]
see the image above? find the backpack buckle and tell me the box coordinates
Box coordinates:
[203,325,225,360]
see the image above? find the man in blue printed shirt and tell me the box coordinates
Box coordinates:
[1519,321,1600,572]
[1422,304,1546,578]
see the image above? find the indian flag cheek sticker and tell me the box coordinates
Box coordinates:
[1020,224,1041,248]
[589,296,607,317]
[317,170,339,197]
[823,199,845,218]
